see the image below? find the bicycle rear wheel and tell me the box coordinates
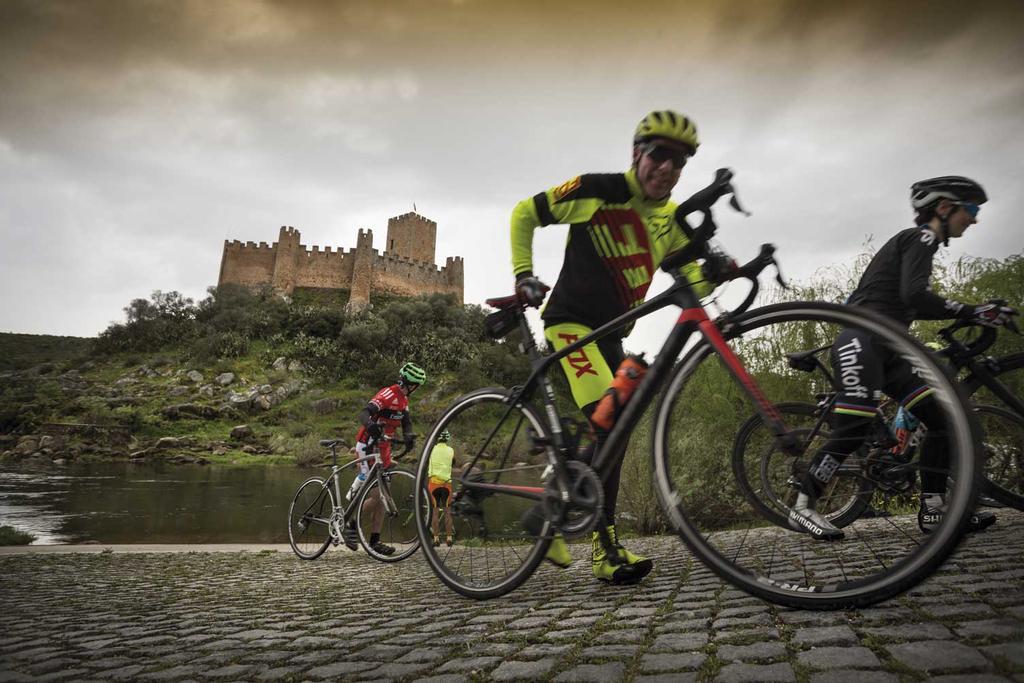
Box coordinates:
[974,404,1024,510]
[414,389,553,600]
[288,477,334,560]
[653,301,981,609]
[355,467,420,562]
[731,402,873,530]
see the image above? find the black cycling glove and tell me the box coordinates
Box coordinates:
[515,272,548,308]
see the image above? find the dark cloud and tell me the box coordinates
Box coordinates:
[1,0,1022,347]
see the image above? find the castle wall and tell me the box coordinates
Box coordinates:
[293,247,354,289]
[372,253,463,303]
[219,241,276,288]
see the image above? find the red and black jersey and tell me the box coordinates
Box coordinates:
[355,384,409,443]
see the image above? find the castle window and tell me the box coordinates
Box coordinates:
[390,239,394,251]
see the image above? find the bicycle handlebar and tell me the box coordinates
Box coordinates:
[937,301,1020,362]
[657,169,782,317]
[661,168,744,273]
[730,243,787,316]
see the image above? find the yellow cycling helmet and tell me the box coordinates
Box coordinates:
[634,110,699,153]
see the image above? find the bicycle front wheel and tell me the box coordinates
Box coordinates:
[653,301,981,609]
[414,388,553,600]
[355,467,420,562]
[731,402,873,530]
[974,404,1024,510]
[288,477,334,560]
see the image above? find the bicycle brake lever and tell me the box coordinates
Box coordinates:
[728,190,752,217]
[775,264,788,290]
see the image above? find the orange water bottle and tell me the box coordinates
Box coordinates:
[590,354,648,431]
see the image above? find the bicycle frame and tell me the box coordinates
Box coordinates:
[940,323,1024,418]
[959,355,1024,418]
[459,274,795,506]
[301,450,390,527]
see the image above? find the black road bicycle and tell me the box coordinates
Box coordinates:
[412,169,984,609]
[732,316,1023,528]
[288,437,419,563]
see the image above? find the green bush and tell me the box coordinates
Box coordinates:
[0,525,35,546]
[191,331,250,361]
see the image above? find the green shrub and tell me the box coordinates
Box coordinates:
[0,525,35,546]
[191,331,249,361]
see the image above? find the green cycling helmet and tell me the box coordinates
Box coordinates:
[399,362,427,386]
[634,110,699,153]
[439,429,451,442]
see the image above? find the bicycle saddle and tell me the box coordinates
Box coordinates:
[485,294,520,311]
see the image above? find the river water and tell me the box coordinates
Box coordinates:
[0,460,345,544]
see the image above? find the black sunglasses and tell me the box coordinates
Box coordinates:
[641,143,690,169]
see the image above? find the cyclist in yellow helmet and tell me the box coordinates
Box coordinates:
[511,110,714,584]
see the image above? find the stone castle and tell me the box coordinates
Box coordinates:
[217,213,463,310]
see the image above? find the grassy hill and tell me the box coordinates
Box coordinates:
[0,333,92,373]
[0,289,538,467]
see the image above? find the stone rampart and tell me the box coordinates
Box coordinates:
[217,214,463,309]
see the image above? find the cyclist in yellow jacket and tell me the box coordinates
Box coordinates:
[427,429,458,546]
[512,110,714,584]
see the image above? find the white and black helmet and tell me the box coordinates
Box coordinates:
[910,176,987,211]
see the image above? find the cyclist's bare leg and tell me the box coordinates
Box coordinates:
[362,487,385,534]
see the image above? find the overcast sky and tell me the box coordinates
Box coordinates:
[2,0,1022,357]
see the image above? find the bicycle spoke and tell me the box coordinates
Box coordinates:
[654,302,979,608]
[848,522,888,572]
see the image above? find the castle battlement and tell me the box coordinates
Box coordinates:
[218,213,463,310]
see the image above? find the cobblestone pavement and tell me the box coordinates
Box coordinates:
[2,511,1022,682]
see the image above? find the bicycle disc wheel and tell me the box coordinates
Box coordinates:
[732,402,873,530]
[288,477,334,560]
[355,467,420,562]
[414,389,553,600]
[974,404,1024,510]
[653,301,981,609]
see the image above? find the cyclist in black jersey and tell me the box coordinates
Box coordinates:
[788,175,1016,540]
[512,110,716,584]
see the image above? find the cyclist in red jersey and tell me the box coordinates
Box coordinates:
[342,362,425,555]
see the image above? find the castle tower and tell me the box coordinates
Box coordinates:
[272,226,301,296]
[386,213,436,263]
[348,228,375,311]
[444,256,465,304]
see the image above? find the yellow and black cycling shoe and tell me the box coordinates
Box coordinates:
[545,535,573,568]
[591,525,652,585]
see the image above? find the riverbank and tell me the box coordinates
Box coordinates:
[2,514,1022,682]
[0,543,290,555]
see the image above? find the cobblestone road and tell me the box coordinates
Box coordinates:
[2,512,1022,682]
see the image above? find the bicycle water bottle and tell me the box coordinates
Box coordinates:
[346,472,367,501]
[591,354,648,431]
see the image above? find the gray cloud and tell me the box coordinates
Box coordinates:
[1,0,1022,355]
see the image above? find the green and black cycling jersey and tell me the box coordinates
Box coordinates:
[511,168,711,333]
[846,226,968,328]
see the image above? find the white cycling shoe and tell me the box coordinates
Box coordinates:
[788,493,845,541]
